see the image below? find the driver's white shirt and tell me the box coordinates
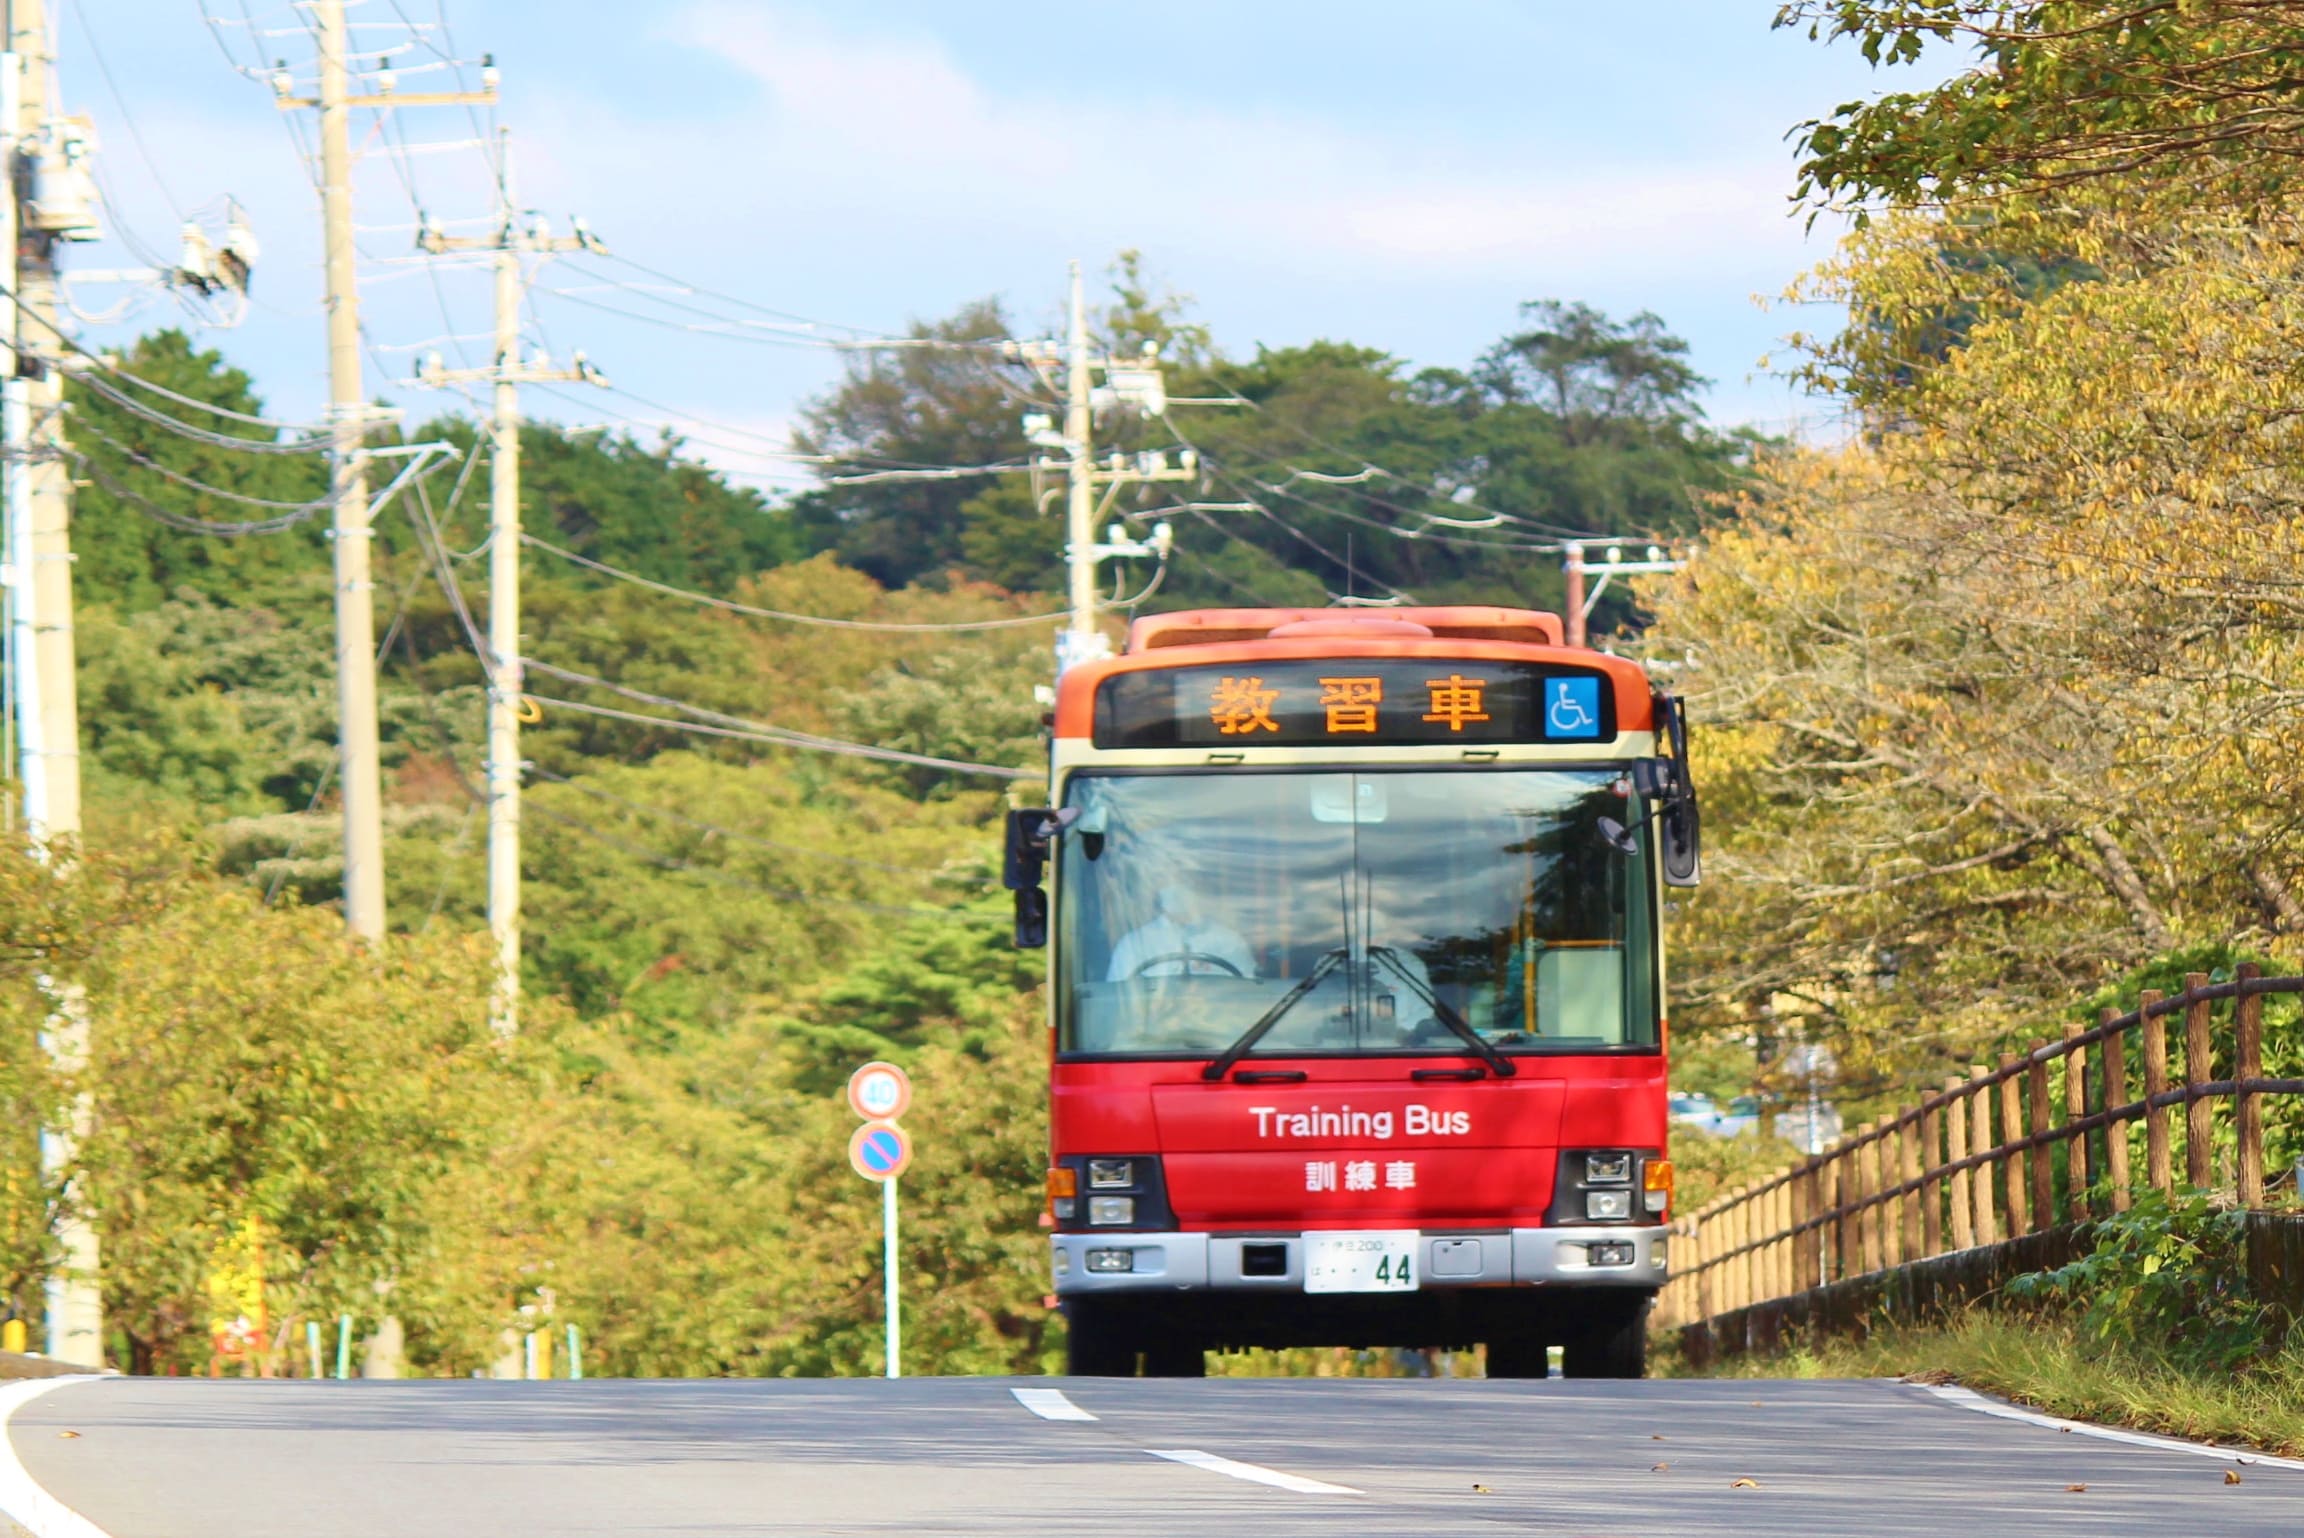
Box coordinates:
[1107,916,1256,980]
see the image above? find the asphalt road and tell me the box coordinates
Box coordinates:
[5,1373,2299,1537]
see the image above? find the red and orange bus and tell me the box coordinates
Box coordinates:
[1006,606,1699,1377]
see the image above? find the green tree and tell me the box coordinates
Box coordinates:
[1779,1,2304,213]
[788,299,1025,588]
[68,331,332,615]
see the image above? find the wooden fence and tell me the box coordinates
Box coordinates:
[1656,964,2304,1332]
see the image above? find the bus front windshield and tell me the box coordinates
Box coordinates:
[1055,769,1658,1060]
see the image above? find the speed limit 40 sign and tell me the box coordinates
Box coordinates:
[847,1061,912,1122]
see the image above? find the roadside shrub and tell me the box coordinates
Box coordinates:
[2009,1188,2268,1368]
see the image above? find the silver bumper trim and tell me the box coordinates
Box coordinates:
[1051,1225,1666,1294]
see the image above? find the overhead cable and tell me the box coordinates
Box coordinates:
[519,661,1038,782]
[521,533,1066,632]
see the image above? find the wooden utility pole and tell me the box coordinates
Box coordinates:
[417,131,602,1035]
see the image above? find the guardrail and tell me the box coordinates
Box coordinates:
[1656,964,2304,1332]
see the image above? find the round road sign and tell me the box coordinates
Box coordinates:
[849,1120,913,1182]
[847,1061,913,1123]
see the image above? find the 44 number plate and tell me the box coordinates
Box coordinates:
[1303,1231,1420,1294]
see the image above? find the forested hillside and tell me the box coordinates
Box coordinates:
[2,271,1736,1374]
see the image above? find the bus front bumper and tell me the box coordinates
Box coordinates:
[1050,1226,1667,1295]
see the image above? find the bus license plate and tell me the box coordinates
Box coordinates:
[1303,1231,1420,1293]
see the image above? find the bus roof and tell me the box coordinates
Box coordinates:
[1125,606,1565,652]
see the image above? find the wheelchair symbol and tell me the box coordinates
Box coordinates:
[1545,678,1600,738]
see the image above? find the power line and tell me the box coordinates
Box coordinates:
[591,248,896,338]
[521,533,1065,632]
[517,664,1038,782]
[68,414,333,509]
[67,370,330,455]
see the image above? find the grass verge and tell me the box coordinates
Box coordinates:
[1665,1309,2304,1457]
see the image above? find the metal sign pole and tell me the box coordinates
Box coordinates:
[883,1175,900,1379]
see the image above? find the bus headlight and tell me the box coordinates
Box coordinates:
[1585,1189,1632,1221]
[1088,1159,1136,1189]
[1087,1196,1136,1226]
[1585,1152,1632,1184]
[1085,1249,1134,1273]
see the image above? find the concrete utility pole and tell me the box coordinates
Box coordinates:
[417,131,603,1035]
[1030,260,1186,675]
[312,0,386,939]
[4,0,102,1368]
[1060,261,1096,670]
[1562,542,1586,647]
[275,3,495,939]
[1562,542,1682,648]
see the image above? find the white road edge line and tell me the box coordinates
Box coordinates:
[0,1377,116,1538]
[1917,1382,2304,1472]
[1010,1386,1098,1422]
[1147,1448,1363,1496]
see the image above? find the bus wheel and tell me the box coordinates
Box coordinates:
[1140,1337,1206,1378]
[1561,1298,1649,1380]
[1483,1334,1550,1379]
[1064,1301,1138,1376]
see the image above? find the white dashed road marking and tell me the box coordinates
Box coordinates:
[1010,1386,1098,1422]
[1010,1384,1360,1495]
[1145,1448,1364,1496]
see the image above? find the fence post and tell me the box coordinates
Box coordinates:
[1999,1053,2030,1235]
[1695,1209,1715,1322]
[1919,1094,1944,1257]
[1968,1065,1999,1245]
[1877,1122,1902,1270]
[1787,1160,1806,1289]
[1944,1077,1974,1250]
[1774,1177,1795,1300]
[1728,1196,1748,1315]
[2183,972,2214,1190]
[1897,1114,1923,1261]
[2062,1021,2089,1221]
[2141,989,2173,1195]
[2237,962,2265,1208]
[1834,1148,1858,1282]
[1856,1120,1884,1275]
[2101,1008,2132,1212]
[2026,1050,2052,1230]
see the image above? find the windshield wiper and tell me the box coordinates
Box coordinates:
[1201,948,1346,1082]
[1368,946,1517,1078]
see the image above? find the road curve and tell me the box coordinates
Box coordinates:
[5,1374,2298,1537]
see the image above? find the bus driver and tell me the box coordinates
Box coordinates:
[1106,885,1257,980]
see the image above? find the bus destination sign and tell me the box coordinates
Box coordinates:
[1092,660,1616,749]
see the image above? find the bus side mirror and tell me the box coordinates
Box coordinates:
[1651,692,1701,888]
[1013,886,1049,949]
[1659,798,1700,888]
[1004,808,1073,949]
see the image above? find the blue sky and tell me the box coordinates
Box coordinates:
[60,3,1939,486]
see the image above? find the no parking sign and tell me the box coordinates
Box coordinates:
[848,1119,914,1182]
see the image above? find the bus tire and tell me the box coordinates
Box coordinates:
[1483,1333,1550,1379]
[1140,1336,1206,1378]
[1064,1300,1138,1377]
[1561,1296,1649,1380]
